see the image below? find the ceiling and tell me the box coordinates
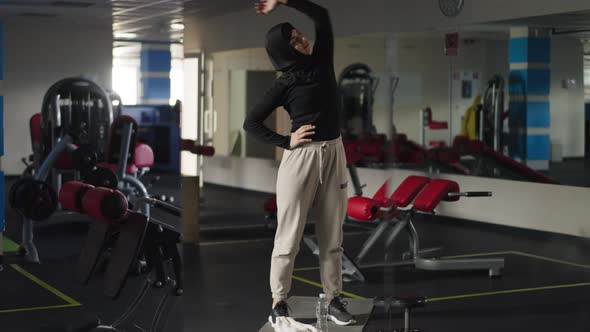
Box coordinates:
[0,0,252,43]
[493,10,590,36]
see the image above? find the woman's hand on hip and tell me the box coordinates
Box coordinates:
[255,0,288,15]
[290,124,315,149]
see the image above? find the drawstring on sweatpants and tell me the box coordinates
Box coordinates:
[319,142,328,184]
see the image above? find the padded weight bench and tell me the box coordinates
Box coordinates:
[384,176,504,277]
[332,176,440,282]
[340,176,504,282]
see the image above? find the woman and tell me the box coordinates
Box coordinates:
[243,0,355,327]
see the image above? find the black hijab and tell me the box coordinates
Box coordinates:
[265,22,312,72]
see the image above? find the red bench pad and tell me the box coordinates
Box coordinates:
[391,176,430,208]
[413,179,460,212]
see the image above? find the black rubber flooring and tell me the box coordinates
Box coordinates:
[3,176,590,332]
[1,173,183,332]
[181,183,590,332]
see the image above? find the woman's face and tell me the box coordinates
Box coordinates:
[290,29,312,55]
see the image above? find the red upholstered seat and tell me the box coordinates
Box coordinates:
[55,150,75,169]
[394,134,408,143]
[30,113,42,148]
[423,107,448,130]
[467,140,485,155]
[97,143,154,175]
[343,142,363,166]
[357,141,385,161]
[427,147,460,164]
[371,179,393,208]
[428,122,448,130]
[30,113,77,169]
[429,140,446,148]
[357,133,387,142]
[413,179,460,213]
[391,176,430,208]
[133,143,154,168]
[396,150,425,164]
[482,149,558,184]
[347,196,380,221]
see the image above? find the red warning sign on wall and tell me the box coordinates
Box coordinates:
[445,32,459,56]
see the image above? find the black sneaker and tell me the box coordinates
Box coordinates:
[269,301,290,325]
[328,296,356,326]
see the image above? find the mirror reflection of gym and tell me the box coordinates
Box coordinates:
[209,23,590,188]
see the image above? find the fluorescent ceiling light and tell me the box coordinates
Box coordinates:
[114,32,138,39]
[171,23,184,31]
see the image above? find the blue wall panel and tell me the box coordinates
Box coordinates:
[140,50,172,73]
[526,134,551,160]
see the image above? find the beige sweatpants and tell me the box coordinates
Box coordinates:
[271,136,348,300]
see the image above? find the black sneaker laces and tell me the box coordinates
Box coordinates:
[274,302,292,316]
[331,296,349,312]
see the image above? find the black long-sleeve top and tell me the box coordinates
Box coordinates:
[243,0,340,150]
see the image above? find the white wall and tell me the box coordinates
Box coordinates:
[210,48,276,157]
[549,36,586,157]
[1,19,112,175]
[393,34,509,144]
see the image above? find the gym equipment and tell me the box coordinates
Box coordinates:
[12,121,117,263]
[14,111,154,263]
[181,139,216,157]
[374,296,427,332]
[479,75,506,153]
[9,178,58,222]
[393,177,503,276]
[308,176,504,282]
[452,136,558,184]
[83,166,119,189]
[96,115,155,217]
[419,107,448,148]
[38,182,182,332]
[71,144,98,172]
[304,176,435,283]
[122,102,181,173]
[383,177,503,276]
[107,88,123,119]
[40,77,114,163]
[460,96,481,140]
[21,77,115,183]
[339,63,379,138]
[386,134,470,175]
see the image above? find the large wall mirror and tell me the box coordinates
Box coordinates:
[207,13,590,188]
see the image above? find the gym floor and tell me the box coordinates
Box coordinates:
[548,158,590,188]
[3,176,590,331]
[184,183,590,331]
[0,174,183,332]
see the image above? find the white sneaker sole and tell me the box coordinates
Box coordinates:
[328,314,356,326]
